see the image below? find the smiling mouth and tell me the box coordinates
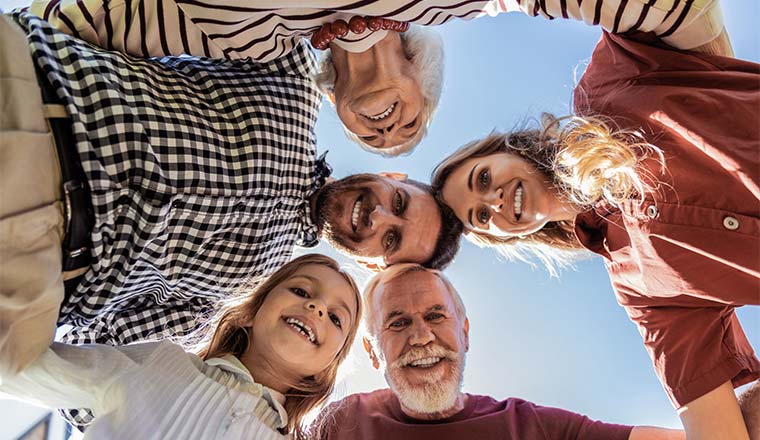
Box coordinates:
[406,357,444,368]
[351,196,363,232]
[514,182,523,221]
[362,102,396,121]
[283,317,317,345]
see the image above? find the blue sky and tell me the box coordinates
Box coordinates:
[1,2,758,436]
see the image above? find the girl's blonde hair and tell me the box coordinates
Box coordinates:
[192,254,362,439]
[431,113,663,275]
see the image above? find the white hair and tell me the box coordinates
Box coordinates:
[363,263,466,338]
[314,26,444,157]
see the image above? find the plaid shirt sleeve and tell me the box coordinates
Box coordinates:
[59,296,213,346]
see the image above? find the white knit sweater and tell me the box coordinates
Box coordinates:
[0,340,289,439]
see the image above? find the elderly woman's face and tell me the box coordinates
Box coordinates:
[331,32,424,150]
[440,152,573,238]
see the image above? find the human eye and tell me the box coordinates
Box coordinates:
[393,191,403,214]
[383,230,398,251]
[329,312,342,329]
[478,169,490,189]
[289,287,310,298]
[426,312,445,321]
[403,118,417,129]
[361,135,378,142]
[476,207,490,225]
[389,318,410,329]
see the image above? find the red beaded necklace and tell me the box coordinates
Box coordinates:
[311,16,410,50]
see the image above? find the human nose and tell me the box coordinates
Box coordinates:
[376,122,397,136]
[484,187,504,213]
[408,317,434,346]
[305,299,326,319]
[368,205,396,231]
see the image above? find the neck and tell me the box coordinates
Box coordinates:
[238,349,295,395]
[399,392,468,421]
[552,201,582,223]
[548,186,583,223]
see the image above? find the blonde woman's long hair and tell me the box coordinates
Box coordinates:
[431,113,664,275]
[190,254,362,439]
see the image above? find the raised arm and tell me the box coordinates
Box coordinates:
[678,381,749,440]
[512,0,725,51]
[623,304,758,440]
[53,297,210,428]
[629,426,684,440]
[0,342,138,411]
[738,381,760,440]
[28,0,225,59]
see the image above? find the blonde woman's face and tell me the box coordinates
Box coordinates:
[441,153,569,238]
[249,264,358,378]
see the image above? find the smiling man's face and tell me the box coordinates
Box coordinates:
[368,269,469,417]
[314,173,442,266]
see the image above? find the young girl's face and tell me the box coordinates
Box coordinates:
[249,264,358,377]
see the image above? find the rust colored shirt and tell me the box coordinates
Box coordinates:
[314,390,633,440]
[573,32,760,408]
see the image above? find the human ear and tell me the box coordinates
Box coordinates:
[463,318,470,353]
[363,337,380,370]
[378,172,408,182]
[356,259,385,272]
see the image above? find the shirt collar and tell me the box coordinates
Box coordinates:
[205,355,289,429]
[574,205,616,260]
[206,354,254,382]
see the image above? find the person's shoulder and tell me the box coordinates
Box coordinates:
[469,393,543,411]
[321,389,394,422]
[465,392,528,407]
[310,390,392,439]
[330,389,393,412]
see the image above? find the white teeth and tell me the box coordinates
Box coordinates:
[366,103,395,121]
[285,318,316,344]
[409,357,442,367]
[514,185,523,217]
[351,198,362,229]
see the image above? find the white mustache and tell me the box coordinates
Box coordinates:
[391,345,457,369]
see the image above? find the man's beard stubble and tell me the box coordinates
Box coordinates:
[314,174,378,253]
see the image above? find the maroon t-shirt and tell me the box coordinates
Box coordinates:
[314,390,633,440]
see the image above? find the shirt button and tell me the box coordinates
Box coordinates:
[723,216,740,230]
[645,205,658,218]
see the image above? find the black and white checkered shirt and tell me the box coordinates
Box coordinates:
[16,11,328,346]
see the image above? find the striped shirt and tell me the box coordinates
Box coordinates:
[27,0,724,63]
[0,341,289,440]
[13,10,327,348]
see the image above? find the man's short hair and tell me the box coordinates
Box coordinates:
[314,26,444,157]
[406,179,463,270]
[363,264,467,338]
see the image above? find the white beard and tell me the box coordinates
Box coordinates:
[385,347,466,415]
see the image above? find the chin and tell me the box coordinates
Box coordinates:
[386,360,465,415]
